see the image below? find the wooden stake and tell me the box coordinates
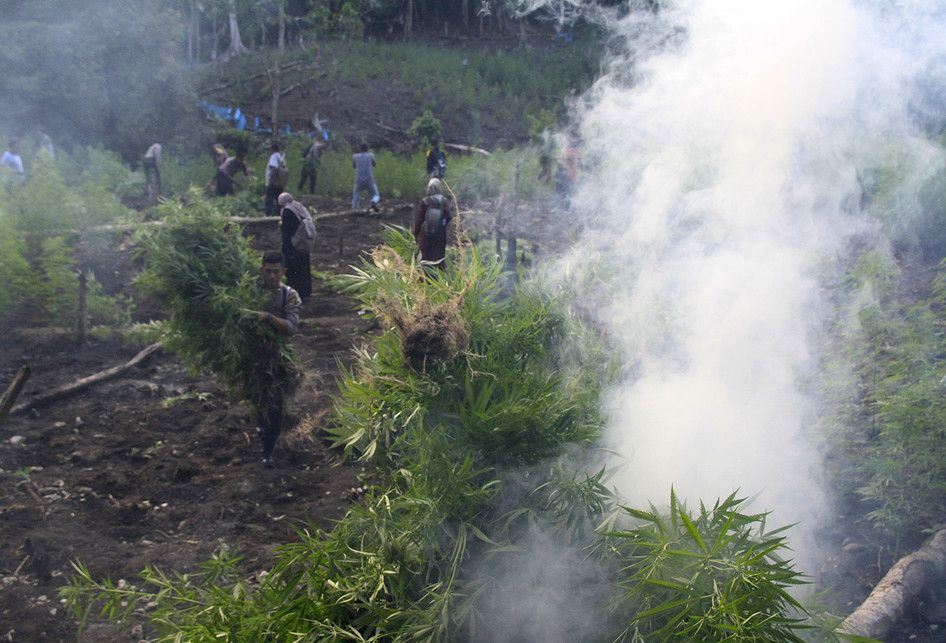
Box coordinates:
[0,366,31,423]
[76,269,88,345]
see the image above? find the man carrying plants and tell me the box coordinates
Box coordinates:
[214,151,249,197]
[250,251,302,467]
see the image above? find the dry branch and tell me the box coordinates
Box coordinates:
[444,143,491,156]
[10,343,162,415]
[0,366,31,422]
[839,528,946,640]
[200,60,306,95]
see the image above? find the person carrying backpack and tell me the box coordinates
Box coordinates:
[277,192,314,299]
[426,138,447,179]
[265,142,289,215]
[412,178,453,270]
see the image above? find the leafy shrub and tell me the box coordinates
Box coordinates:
[0,204,29,327]
[33,237,128,327]
[0,155,132,328]
[409,109,443,146]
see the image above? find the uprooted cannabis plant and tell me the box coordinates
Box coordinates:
[133,192,297,405]
[63,226,825,641]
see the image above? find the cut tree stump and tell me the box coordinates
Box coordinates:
[10,343,162,416]
[839,528,946,640]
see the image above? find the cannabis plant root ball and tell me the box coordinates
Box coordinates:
[394,300,469,372]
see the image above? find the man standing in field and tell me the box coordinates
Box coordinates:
[426,138,446,179]
[251,251,302,467]
[298,135,323,194]
[143,142,162,202]
[265,142,288,215]
[352,142,380,213]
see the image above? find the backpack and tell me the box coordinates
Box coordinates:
[271,154,289,188]
[424,195,447,235]
[290,206,317,253]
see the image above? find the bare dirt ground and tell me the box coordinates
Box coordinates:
[0,199,413,642]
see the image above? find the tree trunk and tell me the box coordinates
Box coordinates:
[278,0,286,53]
[76,270,88,345]
[195,2,202,63]
[224,0,250,59]
[268,54,282,142]
[462,0,469,30]
[212,12,218,61]
[839,529,946,640]
[404,0,414,39]
[186,0,194,62]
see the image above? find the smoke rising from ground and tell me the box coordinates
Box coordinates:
[561,0,946,567]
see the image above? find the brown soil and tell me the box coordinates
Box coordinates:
[0,200,413,642]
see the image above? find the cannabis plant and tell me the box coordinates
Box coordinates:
[602,491,811,642]
[135,192,296,405]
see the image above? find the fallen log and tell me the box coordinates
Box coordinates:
[84,207,408,234]
[839,528,946,640]
[10,343,162,416]
[0,366,31,423]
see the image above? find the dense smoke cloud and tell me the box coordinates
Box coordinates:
[561,0,946,567]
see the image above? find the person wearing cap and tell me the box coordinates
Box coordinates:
[277,192,313,299]
[250,251,302,467]
[412,178,453,271]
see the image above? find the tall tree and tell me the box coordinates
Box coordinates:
[223,0,250,59]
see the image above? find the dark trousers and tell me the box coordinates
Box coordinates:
[255,388,284,459]
[265,184,283,215]
[144,159,161,199]
[298,167,317,193]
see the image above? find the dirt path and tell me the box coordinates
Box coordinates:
[0,204,412,642]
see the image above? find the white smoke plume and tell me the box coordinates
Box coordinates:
[560,0,946,568]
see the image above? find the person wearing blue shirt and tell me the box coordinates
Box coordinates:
[1,140,25,185]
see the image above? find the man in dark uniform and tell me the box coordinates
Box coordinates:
[251,251,302,467]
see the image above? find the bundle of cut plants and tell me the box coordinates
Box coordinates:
[134,193,298,406]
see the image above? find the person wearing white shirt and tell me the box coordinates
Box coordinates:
[264,143,287,215]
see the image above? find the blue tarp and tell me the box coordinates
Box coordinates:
[201,101,328,139]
